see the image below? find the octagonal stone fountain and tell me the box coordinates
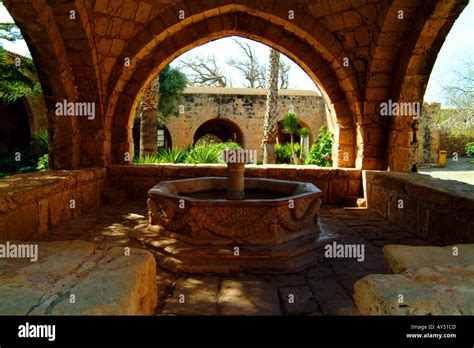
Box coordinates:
[144,150,337,273]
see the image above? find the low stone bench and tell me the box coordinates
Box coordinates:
[354,244,474,315]
[0,240,157,315]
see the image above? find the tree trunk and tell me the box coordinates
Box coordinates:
[290,134,297,164]
[139,79,160,158]
[299,136,304,164]
[262,48,280,164]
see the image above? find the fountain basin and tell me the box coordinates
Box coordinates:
[145,177,336,273]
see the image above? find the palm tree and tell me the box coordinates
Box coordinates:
[262,48,280,164]
[299,127,311,163]
[282,112,299,164]
[139,79,160,158]
[138,66,187,159]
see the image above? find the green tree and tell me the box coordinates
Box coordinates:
[157,65,188,125]
[138,65,187,158]
[305,126,333,167]
[282,112,299,164]
[0,23,41,103]
[0,23,22,42]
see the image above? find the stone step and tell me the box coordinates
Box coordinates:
[137,226,339,274]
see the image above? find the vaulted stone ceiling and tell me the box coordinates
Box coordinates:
[4,0,468,171]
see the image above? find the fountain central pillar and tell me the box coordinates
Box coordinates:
[226,162,245,200]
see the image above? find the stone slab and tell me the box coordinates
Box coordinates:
[0,240,157,315]
[354,264,474,315]
[383,244,474,273]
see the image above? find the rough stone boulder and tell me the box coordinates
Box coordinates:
[354,244,474,315]
[354,264,474,315]
[383,244,474,273]
[0,240,157,315]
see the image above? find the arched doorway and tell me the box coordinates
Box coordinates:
[193,119,243,146]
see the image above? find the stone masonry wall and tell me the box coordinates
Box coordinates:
[0,169,106,241]
[364,171,474,245]
[166,87,327,155]
[105,165,362,205]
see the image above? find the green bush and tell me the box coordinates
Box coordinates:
[36,129,49,156]
[133,142,243,165]
[305,126,333,167]
[156,148,186,163]
[36,154,49,171]
[185,144,221,164]
[466,142,474,156]
[275,143,301,164]
[185,142,242,164]
[134,154,161,164]
[214,141,242,152]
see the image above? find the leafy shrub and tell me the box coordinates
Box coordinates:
[36,129,49,156]
[466,142,474,156]
[185,142,242,164]
[133,142,243,165]
[305,126,333,167]
[185,144,221,164]
[36,154,49,171]
[214,141,242,152]
[156,148,186,163]
[134,154,161,164]
[275,143,301,164]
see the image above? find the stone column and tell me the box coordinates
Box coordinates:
[226,162,245,200]
[139,80,160,158]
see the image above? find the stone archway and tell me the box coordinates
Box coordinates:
[193,119,244,146]
[4,0,468,172]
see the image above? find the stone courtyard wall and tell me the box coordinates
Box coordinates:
[364,171,474,245]
[0,166,361,241]
[0,168,106,241]
[166,87,327,155]
[104,165,362,205]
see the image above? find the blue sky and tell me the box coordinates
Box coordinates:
[1,2,473,104]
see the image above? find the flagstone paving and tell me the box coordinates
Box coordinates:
[37,200,431,315]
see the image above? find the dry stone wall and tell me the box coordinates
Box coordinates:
[104,165,362,205]
[0,169,106,241]
[166,87,327,155]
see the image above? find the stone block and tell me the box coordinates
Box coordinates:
[6,203,38,240]
[428,210,468,245]
[38,199,49,236]
[329,179,347,204]
[0,241,156,315]
[383,244,474,274]
[354,264,474,315]
[367,184,388,218]
[0,213,6,239]
[347,180,362,196]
